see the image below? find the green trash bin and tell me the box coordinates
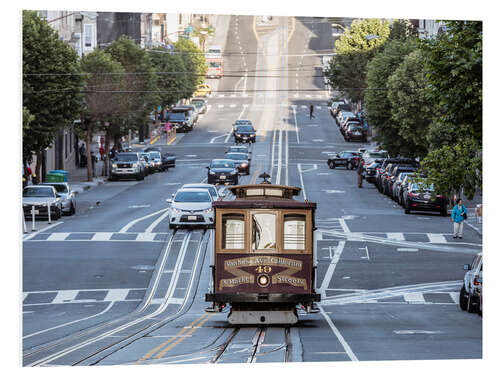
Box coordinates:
[45,172,65,182]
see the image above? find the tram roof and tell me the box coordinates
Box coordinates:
[228,184,301,199]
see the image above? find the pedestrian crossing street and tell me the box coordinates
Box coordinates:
[206,103,330,111]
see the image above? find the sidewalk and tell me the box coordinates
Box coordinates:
[67,159,108,194]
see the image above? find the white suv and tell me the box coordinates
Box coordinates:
[459,252,482,313]
[168,188,214,230]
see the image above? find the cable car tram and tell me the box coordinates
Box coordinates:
[205,174,320,324]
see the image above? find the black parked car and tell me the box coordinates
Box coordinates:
[233,124,256,143]
[386,165,418,197]
[143,147,176,170]
[344,124,367,142]
[165,109,193,132]
[365,161,380,183]
[403,182,447,216]
[396,173,418,205]
[207,159,239,185]
[331,102,351,117]
[375,158,418,193]
[225,152,250,175]
[327,151,361,170]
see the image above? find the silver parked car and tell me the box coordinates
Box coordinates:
[23,185,63,220]
[460,252,482,313]
[41,182,76,215]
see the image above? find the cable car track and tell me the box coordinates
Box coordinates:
[23,229,211,366]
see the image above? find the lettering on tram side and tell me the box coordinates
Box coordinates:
[219,256,307,290]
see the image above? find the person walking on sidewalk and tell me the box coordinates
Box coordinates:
[99,145,105,161]
[452,198,467,239]
[357,159,365,188]
[309,104,315,120]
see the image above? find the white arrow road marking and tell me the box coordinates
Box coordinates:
[210,133,231,143]
[119,208,168,233]
[145,209,170,233]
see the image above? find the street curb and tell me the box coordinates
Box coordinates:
[167,135,177,145]
[464,220,482,238]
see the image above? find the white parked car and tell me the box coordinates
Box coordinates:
[41,182,76,215]
[168,188,214,229]
[23,185,63,220]
[459,252,482,313]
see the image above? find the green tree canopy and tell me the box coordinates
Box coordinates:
[326,18,390,105]
[419,20,482,199]
[23,10,84,165]
[174,38,207,97]
[105,36,159,129]
[364,39,416,156]
[149,48,189,107]
[387,49,432,158]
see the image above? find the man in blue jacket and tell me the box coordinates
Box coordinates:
[452,198,467,239]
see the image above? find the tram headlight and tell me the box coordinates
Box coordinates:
[257,274,270,288]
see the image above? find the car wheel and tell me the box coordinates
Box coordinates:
[466,294,478,313]
[136,173,141,181]
[404,204,411,214]
[53,207,61,220]
[459,286,468,311]
[328,161,335,169]
[347,162,353,170]
[110,174,116,181]
[70,203,75,215]
[169,223,175,230]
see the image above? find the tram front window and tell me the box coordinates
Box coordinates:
[284,214,306,250]
[252,213,276,250]
[222,213,245,249]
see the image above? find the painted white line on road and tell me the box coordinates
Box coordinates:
[145,210,170,233]
[322,189,345,194]
[394,330,442,335]
[387,232,405,241]
[136,233,157,242]
[52,290,79,304]
[210,133,231,144]
[91,232,112,241]
[128,205,151,208]
[427,233,447,243]
[449,292,460,304]
[403,292,426,303]
[319,241,345,296]
[23,221,63,241]
[118,208,168,233]
[47,233,70,241]
[292,106,299,144]
[319,306,358,361]
[218,104,224,108]
[104,289,130,302]
[397,248,419,252]
[23,302,115,340]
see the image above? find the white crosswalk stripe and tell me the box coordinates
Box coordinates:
[23,288,146,305]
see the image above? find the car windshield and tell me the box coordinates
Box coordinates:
[44,184,68,193]
[116,154,138,162]
[236,125,254,132]
[174,191,211,202]
[23,187,54,197]
[348,125,362,130]
[186,186,218,199]
[168,113,186,121]
[192,102,203,108]
[211,161,235,168]
[227,153,247,160]
[229,147,248,153]
[235,120,251,125]
[411,183,434,191]
[149,152,161,159]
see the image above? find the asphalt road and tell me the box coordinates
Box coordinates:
[22,15,482,366]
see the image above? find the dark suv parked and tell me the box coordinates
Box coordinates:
[327,151,361,170]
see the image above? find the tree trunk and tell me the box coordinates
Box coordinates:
[104,129,111,177]
[34,150,42,184]
[86,122,94,182]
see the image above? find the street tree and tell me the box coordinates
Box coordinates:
[105,36,159,143]
[387,49,433,158]
[174,38,207,97]
[419,21,482,199]
[149,48,189,108]
[23,10,84,179]
[325,18,390,107]
[389,19,418,41]
[81,50,125,181]
[364,39,416,156]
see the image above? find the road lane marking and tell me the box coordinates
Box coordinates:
[52,290,79,304]
[292,106,300,144]
[136,233,157,242]
[23,302,115,340]
[404,292,426,304]
[23,221,63,241]
[319,241,346,298]
[387,232,405,241]
[46,233,70,241]
[145,210,170,233]
[118,208,168,233]
[397,248,419,252]
[91,232,112,241]
[319,306,358,361]
[427,233,447,243]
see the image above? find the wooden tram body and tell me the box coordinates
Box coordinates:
[205,184,320,324]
